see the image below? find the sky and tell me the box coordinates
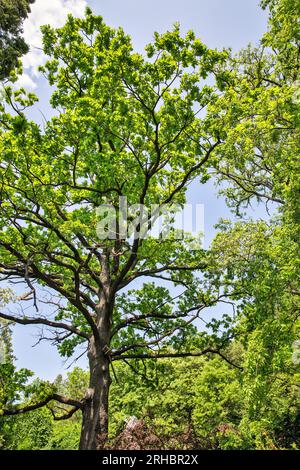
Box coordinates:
[9,0,269,381]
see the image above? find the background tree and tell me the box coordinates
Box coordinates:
[0,0,35,80]
[0,289,33,447]
[1,367,86,450]
[207,0,299,215]
[203,0,300,448]
[3,352,300,450]
[0,9,235,449]
[206,219,300,448]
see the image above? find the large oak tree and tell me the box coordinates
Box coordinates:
[0,9,234,449]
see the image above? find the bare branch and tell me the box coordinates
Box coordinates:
[0,311,89,340]
[112,348,243,370]
[2,394,84,417]
[49,406,80,421]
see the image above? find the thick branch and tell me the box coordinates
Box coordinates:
[118,263,207,290]
[2,394,84,417]
[49,406,80,421]
[0,240,100,341]
[112,349,243,370]
[0,311,89,340]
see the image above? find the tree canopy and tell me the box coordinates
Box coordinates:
[0,0,299,451]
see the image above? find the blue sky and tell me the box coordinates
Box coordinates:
[10,0,269,381]
[90,0,268,51]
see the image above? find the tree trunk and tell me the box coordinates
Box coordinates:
[79,331,112,449]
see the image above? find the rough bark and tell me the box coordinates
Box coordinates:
[79,297,112,450]
[79,344,111,449]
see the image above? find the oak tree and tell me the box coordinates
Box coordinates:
[0,9,232,449]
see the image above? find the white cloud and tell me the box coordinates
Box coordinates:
[19,0,87,89]
[15,73,37,90]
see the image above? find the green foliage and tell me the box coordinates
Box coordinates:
[1,346,300,450]
[0,0,299,450]
[0,290,33,419]
[0,8,227,363]
[0,0,34,80]
[0,368,84,449]
[0,289,14,365]
[206,0,300,216]
[2,409,52,450]
[47,420,81,450]
[202,0,300,447]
